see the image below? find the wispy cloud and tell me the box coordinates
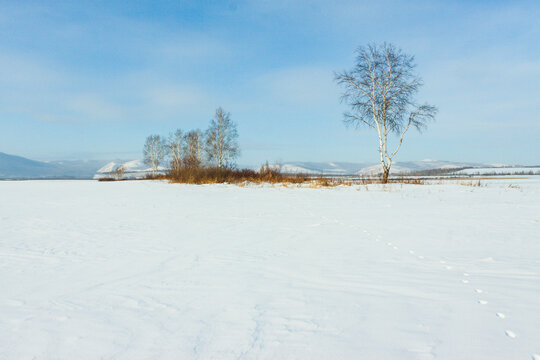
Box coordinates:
[255,66,340,107]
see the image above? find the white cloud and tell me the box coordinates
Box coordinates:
[0,52,66,88]
[0,48,216,124]
[65,94,127,122]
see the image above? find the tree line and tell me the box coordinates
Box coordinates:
[143,107,239,173]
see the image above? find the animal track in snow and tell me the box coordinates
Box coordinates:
[327,222,522,353]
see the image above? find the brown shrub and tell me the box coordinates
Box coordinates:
[167,165,311,185]
[144,173,168,180]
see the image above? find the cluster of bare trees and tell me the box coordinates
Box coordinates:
[140,43,435,184]
[143,107,239,173]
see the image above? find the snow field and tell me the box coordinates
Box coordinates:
[1,179,539,359]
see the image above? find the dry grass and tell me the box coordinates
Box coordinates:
[144,173,168,180]
[459,180,485,187]
[388,176,426,185]
[98,173,167,182]
[167,165,310,185]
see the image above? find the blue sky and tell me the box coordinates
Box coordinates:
[0,0,539,165]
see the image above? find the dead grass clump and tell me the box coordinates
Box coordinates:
[460,180,485,187]
[388,176,426,185]
[144,173,168,180]
[166,164,372,186]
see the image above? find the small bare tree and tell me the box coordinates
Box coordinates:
[335,43,437,183]
[167,129,184,171]
[205,107,239,168]
[113,165,125,180]
[183,129,204,167]
[143,134,165,174]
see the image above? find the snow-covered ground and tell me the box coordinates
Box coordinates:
[1,179,539,359]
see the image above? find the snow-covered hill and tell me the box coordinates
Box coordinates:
[94,159,167,179]
[263,162,374,175]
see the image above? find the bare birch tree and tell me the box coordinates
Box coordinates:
[205,107,239,168]
[335,43,437,183]
[113,165,125,180]
[143,134,165,174]
[183,129,204,167]
[167,129,184,171]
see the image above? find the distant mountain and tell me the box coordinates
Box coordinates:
[267,161,375,175]
[0,152,108,179]
[0,152,54,178]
